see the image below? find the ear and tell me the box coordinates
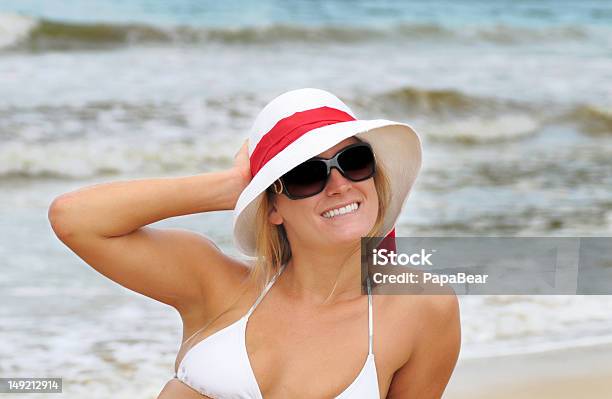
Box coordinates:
[268,198,284,225]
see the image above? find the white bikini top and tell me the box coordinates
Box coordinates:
[174,264,379,398]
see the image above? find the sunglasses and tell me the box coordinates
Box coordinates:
[270,142,376,200]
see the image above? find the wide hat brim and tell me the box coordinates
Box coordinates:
[233,118,422,258]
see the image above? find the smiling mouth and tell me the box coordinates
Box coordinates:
[321,202,361,219]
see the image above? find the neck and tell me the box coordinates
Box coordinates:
[279,242,363,305]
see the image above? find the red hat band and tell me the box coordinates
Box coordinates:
[249,106,356,178]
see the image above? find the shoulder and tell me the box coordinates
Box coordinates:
[174,231,254,317]
[418,287,460,329]
[176,230,253,292]
[379,286,460,344]
[377,274,460,330]
[382,287,461,398]
[177,253,257,342]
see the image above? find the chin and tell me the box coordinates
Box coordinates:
[325,224,373,245]
[314,209,377,244]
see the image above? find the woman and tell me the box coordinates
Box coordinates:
[49,88,460,398]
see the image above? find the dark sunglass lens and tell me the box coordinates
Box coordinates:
[338,145,375,181]
[282,160,327,197]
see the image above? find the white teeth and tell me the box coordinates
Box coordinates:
[322,202,359,219]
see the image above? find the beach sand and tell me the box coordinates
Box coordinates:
[444,342,612,399]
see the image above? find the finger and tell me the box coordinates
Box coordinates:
[234,140,246,158]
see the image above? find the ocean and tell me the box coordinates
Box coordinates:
[1,1,611,398]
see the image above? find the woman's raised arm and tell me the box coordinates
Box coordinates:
[47,140,252,315]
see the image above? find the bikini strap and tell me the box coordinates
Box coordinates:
[367,276,374,355]
[245,263,286,318]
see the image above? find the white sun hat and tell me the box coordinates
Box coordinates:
[233,88,422,258]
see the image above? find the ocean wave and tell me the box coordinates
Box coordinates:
[423,115,540,144]
[366,86,538,122]
[0,13,38,48]
[0,138,239,181]
[1,91,609,180]
[372,86,509,115]
[372,87,612,143]
[474,24,589,44]
[0,12,598,51]
[563,104,612,135]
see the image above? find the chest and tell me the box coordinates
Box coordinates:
[247,302,372,398]
[178,293,415,399]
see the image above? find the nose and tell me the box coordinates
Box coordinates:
[325,167,351,195]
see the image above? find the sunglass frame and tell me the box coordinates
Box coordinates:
[271,142,377,200]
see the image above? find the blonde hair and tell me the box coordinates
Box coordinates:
[247,154,392,299]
